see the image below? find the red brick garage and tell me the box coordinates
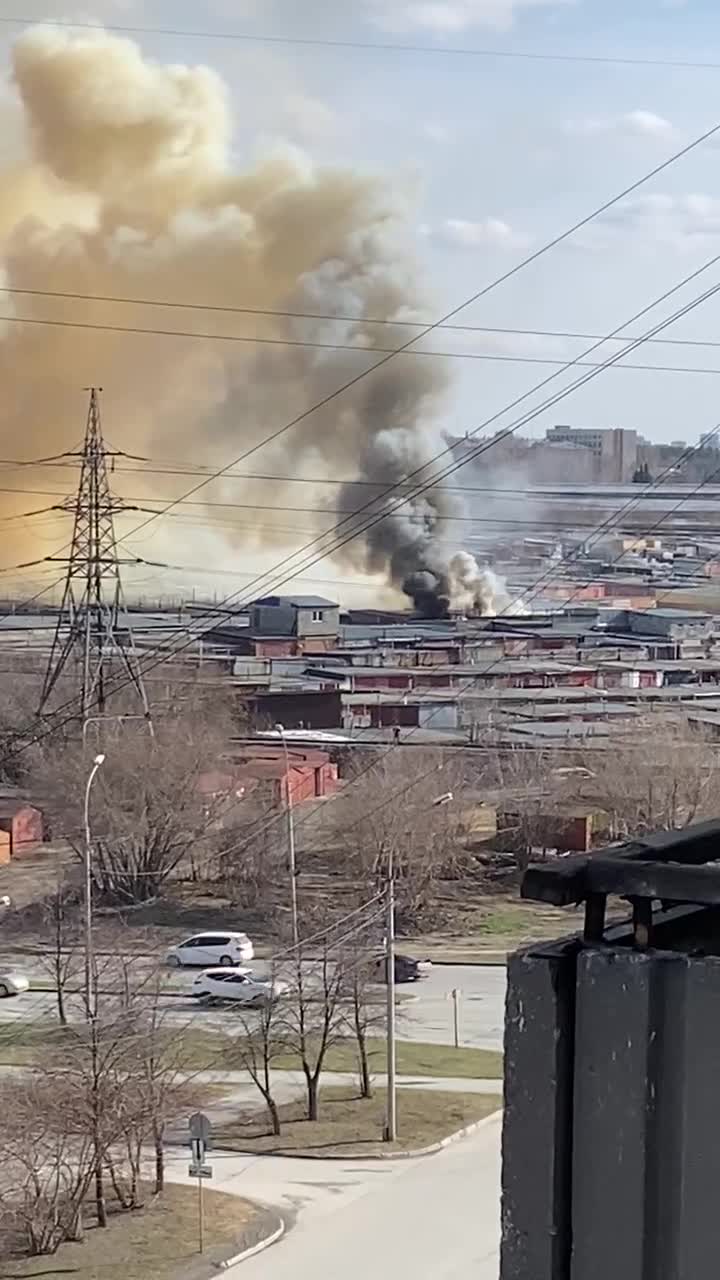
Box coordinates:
[0,802,43,858]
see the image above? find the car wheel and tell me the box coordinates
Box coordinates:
[166,954,181,968]
[0,984,9,998]
[219,954,234,966]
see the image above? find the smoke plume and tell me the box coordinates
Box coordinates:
[0,25,507,615]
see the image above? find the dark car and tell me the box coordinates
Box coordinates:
[375,953,432,983]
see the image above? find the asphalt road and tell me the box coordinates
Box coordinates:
[0,960,507,1050]
[167,1112,502,1279]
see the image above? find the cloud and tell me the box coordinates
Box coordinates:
[369,0,570,34]
[421,121,454,144]
[566,110,676,140]
[280,92,338,141]
[589,193,720,252]
[438,216,530,249]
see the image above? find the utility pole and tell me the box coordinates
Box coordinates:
[275,723,299,946]
[37,388,153,735]
[384,847,397,1142]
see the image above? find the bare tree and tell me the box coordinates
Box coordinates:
[213,782,287,919]
[34,697,243,905]
[225,979,289,1135]
[331,751,473,932]
[344,954,383,1099]
[129,976,200,1194]
[40,883,82,1026]
[577,714,719,841]
[286,941,348,1121]
[0,1075,96,1255]
[486,746,561,872]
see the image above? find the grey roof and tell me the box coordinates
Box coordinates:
[254,595,338,609]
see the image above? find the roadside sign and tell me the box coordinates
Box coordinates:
[189,1112,212,1143]
[188,1116,214,1255]
[190,1137,207,1164]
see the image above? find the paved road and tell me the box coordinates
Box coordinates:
[0,960,507,1051]
[167,1112,502,1279]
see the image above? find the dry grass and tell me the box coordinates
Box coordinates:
[0,1182,269,1280]
[213,1085,500,1156]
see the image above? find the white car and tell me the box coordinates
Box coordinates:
[167,931,254,968]
[192,967,287,1005]
[0,971,29,998]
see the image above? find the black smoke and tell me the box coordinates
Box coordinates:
[402,569,450,618]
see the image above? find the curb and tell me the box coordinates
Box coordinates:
[216,1213,285,1270]
[213,1106,502,1164]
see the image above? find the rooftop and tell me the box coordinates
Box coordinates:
[253,595,338,609]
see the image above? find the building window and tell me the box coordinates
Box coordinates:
[312,610,324,621]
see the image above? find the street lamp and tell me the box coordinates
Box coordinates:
[83,753,105,1019]
[275,724,299,946]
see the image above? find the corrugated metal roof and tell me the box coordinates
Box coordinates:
[254,595,338,609]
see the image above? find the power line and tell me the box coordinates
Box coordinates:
[10,309,720,381]
[11,285,720,359]
[3,250,720,763]
[5,111,720,574]
[5,150,720,753]
[6,468,720,507]
[200,264,720,620]
[1,16,720,73]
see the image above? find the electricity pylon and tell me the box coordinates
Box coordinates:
[37,388,153,731]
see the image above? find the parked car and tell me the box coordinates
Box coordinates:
[166,931,254,968]
[0,971,29,998]
[192,967,287,1005]
[375,953,432,984]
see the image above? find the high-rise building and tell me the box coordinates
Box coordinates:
[545,425,639,481]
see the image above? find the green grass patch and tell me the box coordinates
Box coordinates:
[214,1084,500,1156]
[0,1021,503,1080]
[271,1036,503,1079]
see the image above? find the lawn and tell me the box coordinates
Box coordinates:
[271,1036,504,1079]
[213,1085,500,1156]
[0,1021,503,1079]
[0,1182,271,1280]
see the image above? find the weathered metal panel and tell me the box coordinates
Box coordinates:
[502,913,720,1280]
[500,946,575,1280]
[571,949,654,1280]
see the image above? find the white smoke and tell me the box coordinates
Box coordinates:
[447,551,527,617]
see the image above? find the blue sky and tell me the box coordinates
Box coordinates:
[3,0,720,456]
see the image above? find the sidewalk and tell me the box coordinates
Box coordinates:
[194,1065,503,1095]
[166,1067,502,1145]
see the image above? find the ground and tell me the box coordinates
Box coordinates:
[164,1109,503,1280]
[0,1182,273,1280]
[212,1084,500,1156]
[269,1036,503,1078]
[0,1020,504,1077]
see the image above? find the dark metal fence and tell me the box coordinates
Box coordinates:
[501,819,720,1280]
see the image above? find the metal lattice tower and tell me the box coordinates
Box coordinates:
[38,388,153,730]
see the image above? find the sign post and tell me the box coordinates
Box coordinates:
[188,1112,213,1253]
[451,987,461,1048]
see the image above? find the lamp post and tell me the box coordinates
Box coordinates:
[275,724,299,946]
[83,753,105,1019]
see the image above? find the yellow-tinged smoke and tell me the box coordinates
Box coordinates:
[0,25,454,603]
